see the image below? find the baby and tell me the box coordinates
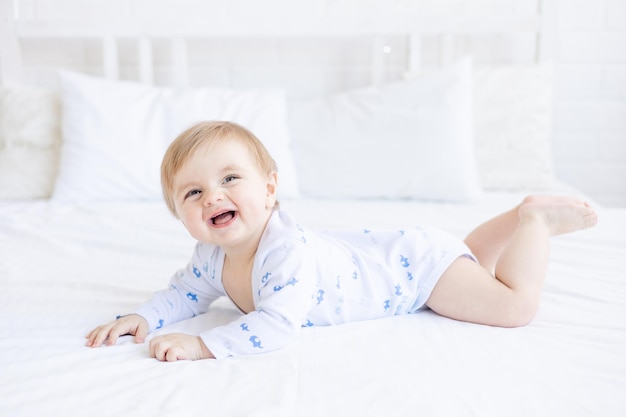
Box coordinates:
[86,121,598,361]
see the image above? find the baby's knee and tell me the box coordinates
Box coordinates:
[505,292,540,327]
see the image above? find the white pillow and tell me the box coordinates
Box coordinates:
[288,58,481,202]
[474,64,557,189]
[54,71,299,202]
[0,85,61,199]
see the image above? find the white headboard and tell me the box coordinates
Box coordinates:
[1,0,556,97]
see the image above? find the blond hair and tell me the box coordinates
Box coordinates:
[161,121,279,217]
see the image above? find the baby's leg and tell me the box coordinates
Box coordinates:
[464,195,596,273]
[463,204,520,275]
[426,196,597,327]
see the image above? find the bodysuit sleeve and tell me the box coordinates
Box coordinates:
[134,242,224,332]
[200,239,318,359]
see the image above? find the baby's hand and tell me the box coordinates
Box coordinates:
[149,333,214,361]
[85,314,149,348]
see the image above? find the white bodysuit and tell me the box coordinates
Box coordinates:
[135,210,475,359]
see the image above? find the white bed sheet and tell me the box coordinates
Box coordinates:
[1,190,625,417]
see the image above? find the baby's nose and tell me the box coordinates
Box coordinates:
[203,188,224,206]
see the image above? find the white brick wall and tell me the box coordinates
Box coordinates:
[553,0,626,207]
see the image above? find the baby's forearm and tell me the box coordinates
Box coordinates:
[134,288,200,332]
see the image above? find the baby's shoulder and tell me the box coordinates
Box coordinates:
[256,211,319,262]
[263,211,313,244]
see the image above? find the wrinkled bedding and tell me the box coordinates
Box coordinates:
[1,191,625,417]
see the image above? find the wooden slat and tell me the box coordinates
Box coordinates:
[102,36,119,80]
[439,34,455,66]
[537,0,558,62]
[137,37,153,84]
[370,35,386,86]
[406,33,422,76]
[0,0,22,84]
[170,37,188,88]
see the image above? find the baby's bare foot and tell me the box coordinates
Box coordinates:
[518,195,598,236]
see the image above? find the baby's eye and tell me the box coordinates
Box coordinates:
[223,175,238,184]
[185,189,201,199]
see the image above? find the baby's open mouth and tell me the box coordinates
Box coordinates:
[211,211,235,225]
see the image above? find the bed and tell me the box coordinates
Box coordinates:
[1,1,626,416]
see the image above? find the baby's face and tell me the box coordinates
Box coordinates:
[172,140,277,248]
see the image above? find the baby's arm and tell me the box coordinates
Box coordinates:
[200,242,318,359]
[86,243,223,350]
[85,314,149,347]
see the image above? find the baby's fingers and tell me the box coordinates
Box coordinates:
[105,324,128,346]
[85,324,115,348]
[134,321,149,344]
[86,315,149,348]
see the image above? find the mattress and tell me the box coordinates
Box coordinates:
[1,189,625,417]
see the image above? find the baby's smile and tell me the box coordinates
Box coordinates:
[211,210,237,226]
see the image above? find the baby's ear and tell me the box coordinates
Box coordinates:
[265,172,278,208]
